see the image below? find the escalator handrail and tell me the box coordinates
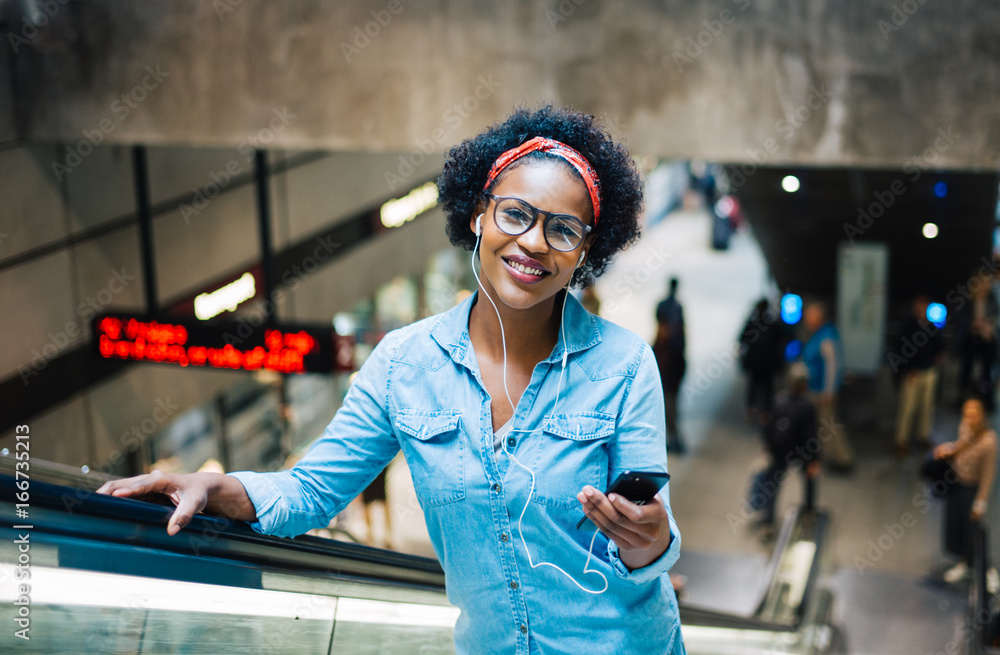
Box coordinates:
[751,507,829,629]
[753,505,801,615]
[970,522,997,655]
[0,471,446,589]
[792,509,829,626]
[679,602,798,633]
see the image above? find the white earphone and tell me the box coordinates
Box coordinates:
[469,216,606,595]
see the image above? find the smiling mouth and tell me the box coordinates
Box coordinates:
[502,257,549,278]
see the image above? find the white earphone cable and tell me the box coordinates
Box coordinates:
[470,217,607,595]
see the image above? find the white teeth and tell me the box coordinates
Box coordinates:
[507,260,544,276]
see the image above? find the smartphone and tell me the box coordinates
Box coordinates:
[576,470,671,531]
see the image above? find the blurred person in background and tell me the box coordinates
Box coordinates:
[933,396,998,588]
[802,301,854,472]
[360,467,392,549]
[655,277,687,455]
[748,363,819,540]
[891,294,943,458]
[958,269,1000,412]
[739,298,787,424]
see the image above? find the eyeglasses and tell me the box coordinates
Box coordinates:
[483,193,592,252]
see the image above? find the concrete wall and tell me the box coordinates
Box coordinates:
[0,71,444,473]
[6,0,1000,170]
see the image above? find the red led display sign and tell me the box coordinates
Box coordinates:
[94,314,350,374]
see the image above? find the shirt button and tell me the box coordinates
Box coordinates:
[507,437,516,448]
[520,623,528,634]
[510,581,518,590]
[493,483,502,493]
[500,533,509,542]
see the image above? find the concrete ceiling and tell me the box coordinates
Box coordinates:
[4,0,999,170]
[731,166,999,303]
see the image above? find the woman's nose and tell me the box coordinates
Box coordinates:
[516,216,549,253]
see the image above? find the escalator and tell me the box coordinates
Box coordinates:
[0,457,835,654]
[680,508,835,655]
[969,524,1000,654]
[0,458,453,654]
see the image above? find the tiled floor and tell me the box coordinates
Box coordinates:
[594,209,977,654]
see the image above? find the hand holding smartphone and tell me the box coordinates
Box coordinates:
[576,470,671,531]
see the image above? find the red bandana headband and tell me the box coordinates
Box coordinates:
[483,136,601,223]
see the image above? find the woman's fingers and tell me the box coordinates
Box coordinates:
[166,491,207,536]
[97,471,170,498]
[98,471,210,536]
[577,486,662,549]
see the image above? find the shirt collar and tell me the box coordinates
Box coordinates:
[430,290,602,368]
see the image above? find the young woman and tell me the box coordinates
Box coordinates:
[934,396,997,585]
[98,106,685,654]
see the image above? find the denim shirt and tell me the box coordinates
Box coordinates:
[230,292,684,654]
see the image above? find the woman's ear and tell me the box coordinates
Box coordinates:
[469,198,488,235]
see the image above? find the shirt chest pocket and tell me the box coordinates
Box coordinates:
[395,409,466,507]
[529,413,615,510]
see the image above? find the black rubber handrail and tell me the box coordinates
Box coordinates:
[0,467,445,590]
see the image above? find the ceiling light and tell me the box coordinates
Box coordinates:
[922,223,939,239]
[781,176,800,193]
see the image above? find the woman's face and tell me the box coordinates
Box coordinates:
[963,399,985,431]
[803,305,824,331]
[470,160,594,311]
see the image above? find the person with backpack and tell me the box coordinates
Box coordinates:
[748,363,820,538]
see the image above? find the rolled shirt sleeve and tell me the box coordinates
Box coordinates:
[607,515,682,584]
[604,342,682,583]
[228,332,402,538]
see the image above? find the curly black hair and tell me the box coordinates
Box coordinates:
[437,106,644,288]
